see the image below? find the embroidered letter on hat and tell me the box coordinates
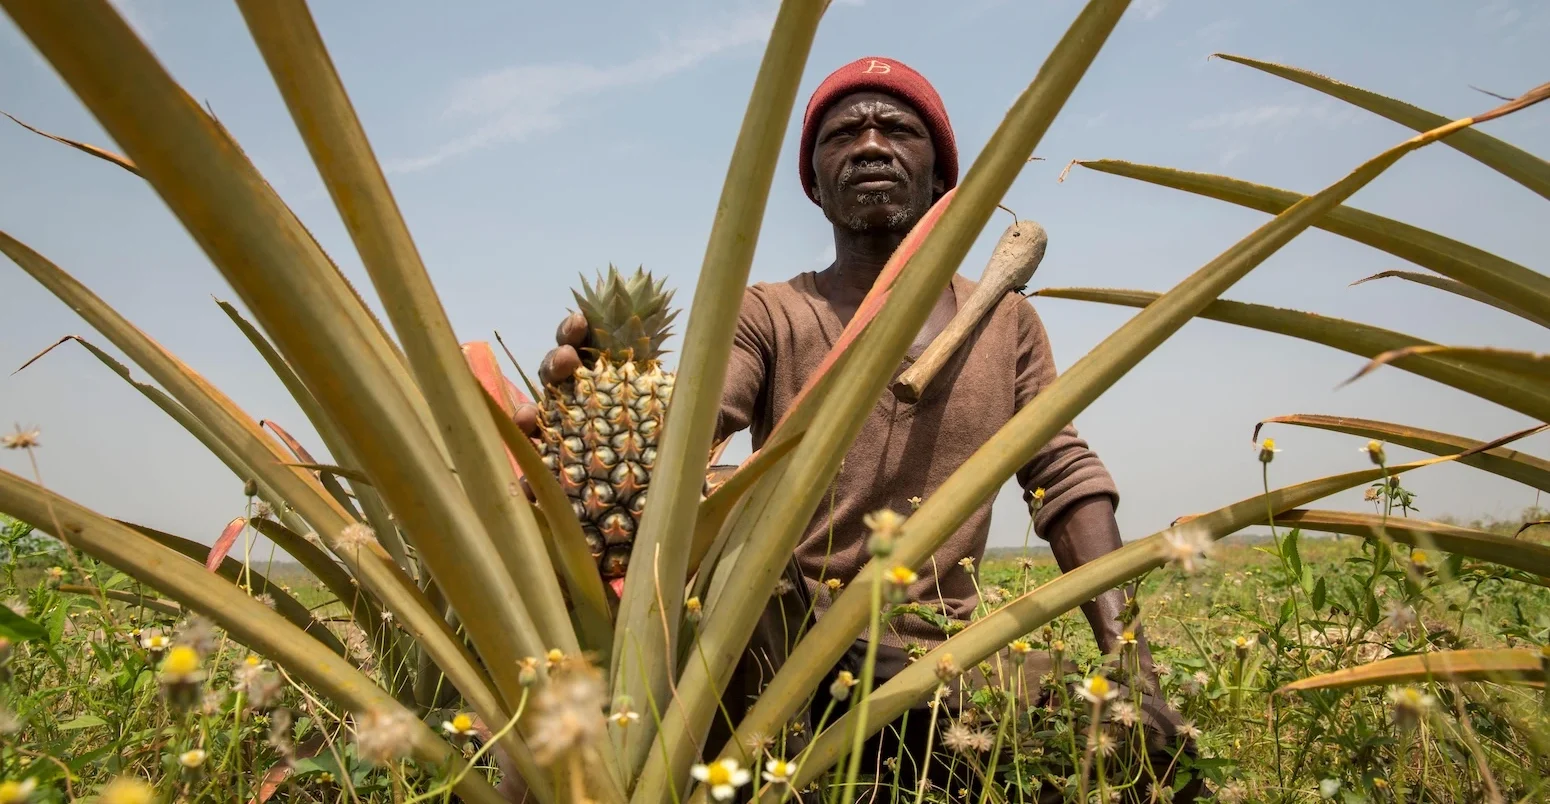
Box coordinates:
[862,59,891,74]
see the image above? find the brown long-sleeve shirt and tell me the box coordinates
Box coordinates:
[715,271,1119,648]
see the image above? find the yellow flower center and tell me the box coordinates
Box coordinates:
[244,655,261,667]
[770,760,793,778]
[0,780,33,803]
[1087,676,1110,697]
[1009,640,1031,654]
[887,566,917,585]
[705,763,732,785]
[546,648,564,663]
[1410,550,1428,565]
[161,646,201,677]
[101,778,154,804]
[686,597,702,613]
[1122,631,1136,642]
[451,713,473,733]
[1032,488,1045,500]
[835,670,856,687]
[1262,438,1276,450]
[147,636,168,649]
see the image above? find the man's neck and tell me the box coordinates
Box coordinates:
[827,226,908,295]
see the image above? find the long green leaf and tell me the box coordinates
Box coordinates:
[1279,649,1544,693]
[1074,160,1550,325]
[0,470,506,804]
[1350,270,1550,329]
[1214,54,1550,201]
[481,389,614,661]
[781,458,1451,790]
[236,1,579,680]
[610,0,827,778]
[1270,509,1550,578]
[714,73,1541,783]
[644,2,1136,797]
[0,12,559,785]
[0,229,530,795]
[118,519,348,657]
[217,299,411,573]
[1345,345,1550,385]
[13,335,381,627]
[2,110,141,176]
[1034,288,1550,421]
[1255,414,1550,493]
[687,431,806,579]
[59,585,179,617]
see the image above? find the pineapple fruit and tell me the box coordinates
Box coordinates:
[539,266,677,579]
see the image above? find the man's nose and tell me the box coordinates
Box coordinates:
[848,127,894,161]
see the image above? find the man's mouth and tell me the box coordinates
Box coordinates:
[842,164,905,193]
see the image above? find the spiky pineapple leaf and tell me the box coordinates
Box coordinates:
[1074,160,1550,326]
[1033,288,1550,422]
[1344,345,1550,385]
[1278,649,1545,694]
[787,456,1460,788]
[1350,270,1550,328]
[1271,509,1550,579]
[1214,54,1550,201]
[1254,414,1550,493]
[0,469,505,804]
[712,78,1550,789]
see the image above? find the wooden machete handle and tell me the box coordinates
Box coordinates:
[891,219,1048,403]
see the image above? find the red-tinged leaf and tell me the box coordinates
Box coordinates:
[3,111,142,177]
[462,341,524,480]
[260,419,318,464]
[207,516,247,572]
[769,187,958,441]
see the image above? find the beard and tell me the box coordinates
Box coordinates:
[820,161,934,234]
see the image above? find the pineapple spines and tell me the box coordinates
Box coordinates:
[572,265,677,366]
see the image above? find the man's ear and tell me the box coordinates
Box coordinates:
[932,173,946,197]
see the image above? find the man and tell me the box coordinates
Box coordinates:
[528,56,1195,800]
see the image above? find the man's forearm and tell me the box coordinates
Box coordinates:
[1044,495,1156,679]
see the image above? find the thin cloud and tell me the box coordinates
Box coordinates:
[388,6,775,174]
[1135,0,1167,21]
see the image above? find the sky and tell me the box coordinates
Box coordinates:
[1,0,1547,555]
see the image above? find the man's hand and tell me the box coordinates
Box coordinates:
[1044,495,1192,740]
[513,311,589,438]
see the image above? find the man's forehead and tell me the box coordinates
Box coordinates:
[817,90,924,127]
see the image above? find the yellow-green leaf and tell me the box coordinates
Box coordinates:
[1344,345,1550,385]
[1214,54,1550,201]
[1034,288,1550,422]
[1279,649,1545,693]
[1350,270,1550,329]
[611,0,828,780]
[1271,509,1550,578]
[1256,413,1550,493]
[714,74,1537,786]
[1074,160,1550,325]
[784,457,1453,788]
[0,470,507,804]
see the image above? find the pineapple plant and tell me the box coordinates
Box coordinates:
[539,266,678,579]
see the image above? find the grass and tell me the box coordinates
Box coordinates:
[0,480,1545,803]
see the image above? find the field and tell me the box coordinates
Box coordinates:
[1,493,1545,803]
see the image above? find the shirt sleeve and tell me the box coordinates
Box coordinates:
[714,286,775,445]
[1010,298,1120,538]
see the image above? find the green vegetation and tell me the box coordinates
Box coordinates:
[1,0,1547,801]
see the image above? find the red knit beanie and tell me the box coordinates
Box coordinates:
[798,56,957,205]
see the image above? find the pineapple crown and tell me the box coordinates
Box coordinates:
[572,265,677,364]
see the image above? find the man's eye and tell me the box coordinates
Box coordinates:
[826,131,855,143]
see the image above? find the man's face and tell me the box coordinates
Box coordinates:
[811,91,943,234]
